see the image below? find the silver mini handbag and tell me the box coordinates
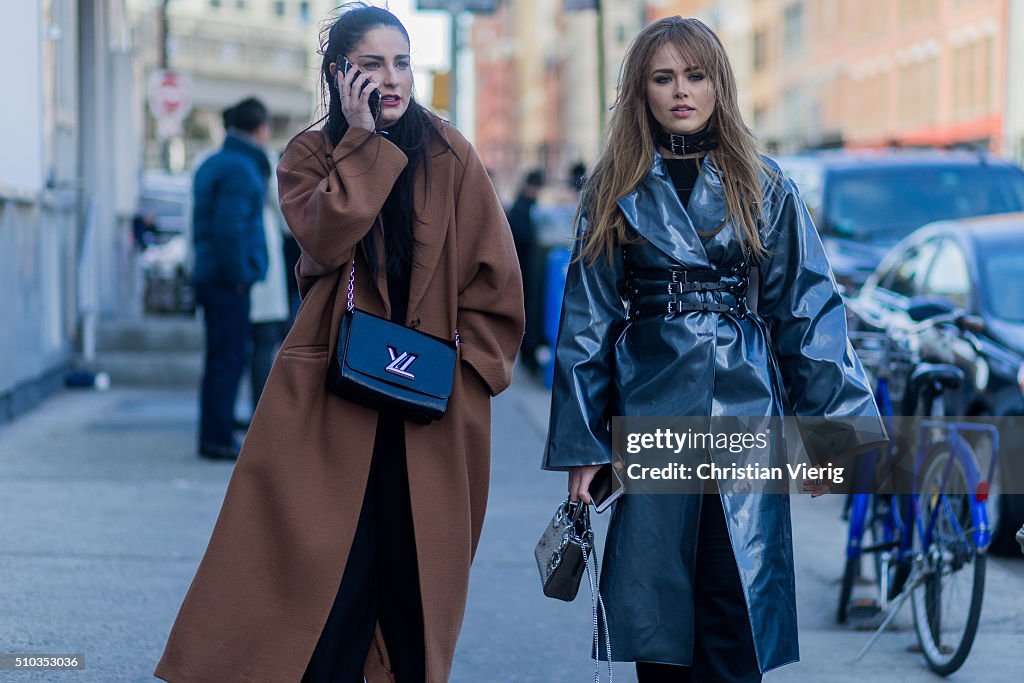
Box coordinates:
[535,499,613,682]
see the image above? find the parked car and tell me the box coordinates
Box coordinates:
[137,171,194,314]
[777,149,1024,293]
[849,213,1024,553]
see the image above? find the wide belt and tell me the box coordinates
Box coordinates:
[626,262,750,321]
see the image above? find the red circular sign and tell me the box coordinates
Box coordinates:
[147,69,192,122]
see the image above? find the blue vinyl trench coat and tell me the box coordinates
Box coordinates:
[541,151,887,672]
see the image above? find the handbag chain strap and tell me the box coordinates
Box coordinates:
[582,520,612,683]
[346,258,460,347]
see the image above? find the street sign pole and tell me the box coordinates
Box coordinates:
[449,9,459,126]
[596,0,607,133]
[159,0,172,170]
[416,0,499,127]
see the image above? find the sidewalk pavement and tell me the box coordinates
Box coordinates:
[1,371,1021,681]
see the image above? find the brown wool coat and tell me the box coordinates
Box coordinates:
[155,122,525,682]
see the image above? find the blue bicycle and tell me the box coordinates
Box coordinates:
[839,308,1000,676]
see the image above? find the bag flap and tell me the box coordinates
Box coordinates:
[342,310,456,399]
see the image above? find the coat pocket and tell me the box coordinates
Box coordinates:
[279,344,329,360]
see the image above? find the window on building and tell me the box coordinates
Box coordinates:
[968,40,979,114]
[299,1,311,23]
[273,1,285,17]
[983,35,993,112]
[235,0,246,9]
[210,0,221,7]
[783,3,804,61]
[753,30,767,72]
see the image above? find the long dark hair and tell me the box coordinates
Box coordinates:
[318,2,454,279]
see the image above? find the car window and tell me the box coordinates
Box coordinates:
[882,241,938,298]
[921,239,971,309]
[824,166,1024,241]
[981,250,1024,322]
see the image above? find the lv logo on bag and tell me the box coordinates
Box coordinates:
[385,346,419,379]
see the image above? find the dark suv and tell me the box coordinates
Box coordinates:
[776,150,1024,293]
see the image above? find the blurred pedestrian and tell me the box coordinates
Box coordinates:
[247,148,291,412]
[570,161,587,195]
[155,4,524,683]
[542,17,886,682]
[131,212,158,249]
[507,168,544,373]
[191,97,270,460]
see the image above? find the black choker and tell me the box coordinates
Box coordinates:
[654,127,719,156]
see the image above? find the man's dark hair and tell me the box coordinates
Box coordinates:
[223,97,269,133]
[570,162,587,191]
[524,169,544,189]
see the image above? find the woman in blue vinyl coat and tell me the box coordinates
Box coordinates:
[542,18,887,682]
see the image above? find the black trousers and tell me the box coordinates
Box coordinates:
[302,413,425,682]
[196,282,250,448]
[636,494,762,683]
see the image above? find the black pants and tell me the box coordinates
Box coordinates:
[302,413,425,683]
[196,282,250,448]
[636,494,762,683]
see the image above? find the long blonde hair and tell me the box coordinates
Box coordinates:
[580,17,774,264]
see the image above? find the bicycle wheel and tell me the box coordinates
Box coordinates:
[838,494,866,623]
[911,444,986,676]
[837,555,856,624]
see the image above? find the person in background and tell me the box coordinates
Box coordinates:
[191,97,270,460]
[507,169,544,373]
[570,161,587,195]
[248,146,291,412]
[132,212,159,250]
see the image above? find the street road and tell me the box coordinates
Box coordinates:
[0,374,1021,681]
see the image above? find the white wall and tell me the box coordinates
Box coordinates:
[0,1,44,194]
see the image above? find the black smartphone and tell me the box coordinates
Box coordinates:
[338,56,381,119]
[589,464,624,514]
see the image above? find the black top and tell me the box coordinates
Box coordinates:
[663,157,702,208]
[386,255,412,325]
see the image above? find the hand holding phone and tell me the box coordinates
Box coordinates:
[336,56,381,130]
[589,464,624,513]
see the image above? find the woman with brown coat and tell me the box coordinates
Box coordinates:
[154,4,524,682]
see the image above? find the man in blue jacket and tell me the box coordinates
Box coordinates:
[192,97,270,459]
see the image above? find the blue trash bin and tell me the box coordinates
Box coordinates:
[543,247,571,388]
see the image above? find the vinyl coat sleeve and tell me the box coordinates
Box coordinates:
[542,210,627,471]
[757,177,887,462]
[453,143,525,396]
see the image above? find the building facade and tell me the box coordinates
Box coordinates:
[471,0,644,201]
[127,0,334,169]
[649,0,1009,154]
[0,0,140,419]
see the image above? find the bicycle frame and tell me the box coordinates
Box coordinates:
[913,419,999,553]
[843,371,1000,604]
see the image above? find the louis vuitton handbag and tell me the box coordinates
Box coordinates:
[327,258,457,424]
